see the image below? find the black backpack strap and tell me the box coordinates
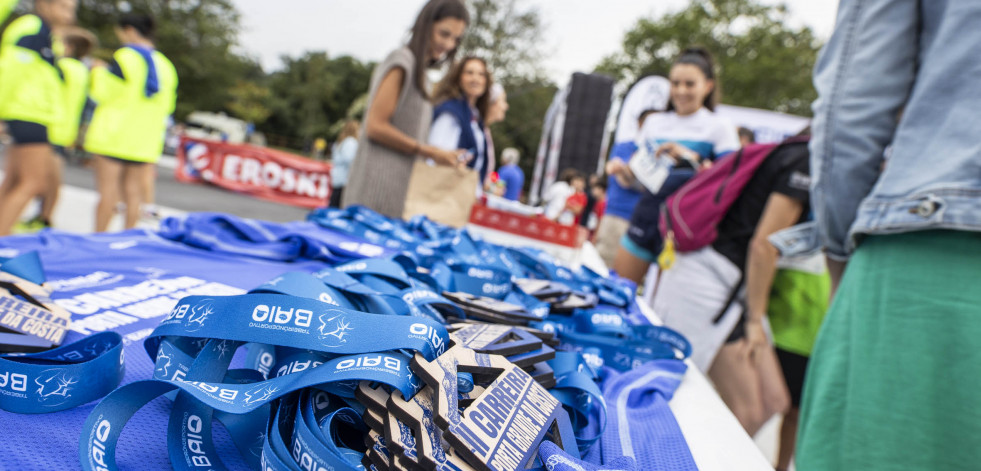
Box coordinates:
[712,274,745,324]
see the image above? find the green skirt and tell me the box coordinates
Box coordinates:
[797,230,981,470]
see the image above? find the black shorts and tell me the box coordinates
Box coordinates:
[725,311,747,343]
[100,154,146,166]
[625,169,695,257]
[775,348,809,407]
[6,120,48,145]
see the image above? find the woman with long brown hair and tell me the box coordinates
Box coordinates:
[341,0,470,218]
[428,56,493,188]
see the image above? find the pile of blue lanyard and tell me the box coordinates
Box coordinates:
[0,206,692,471]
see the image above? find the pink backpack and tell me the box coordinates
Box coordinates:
[659,136,809,253]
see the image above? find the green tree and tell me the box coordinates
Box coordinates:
[226,80,272,125]
[488,76,557,185]
[262,52,373,148]
[460,0,547,84]
[76,0,259,119]
[595,0,821,115]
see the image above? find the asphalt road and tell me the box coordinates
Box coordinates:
[60,156,312,222]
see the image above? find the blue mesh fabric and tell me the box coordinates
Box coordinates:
[586,359,698,470]
[0,229,330,469]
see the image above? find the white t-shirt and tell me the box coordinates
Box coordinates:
[638,107,740,160]
[543,181,574,220]
[428,110,486,172]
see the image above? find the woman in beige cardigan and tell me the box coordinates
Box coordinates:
[342,0,470,218]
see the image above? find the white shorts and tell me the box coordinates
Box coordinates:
[651,246,743,372]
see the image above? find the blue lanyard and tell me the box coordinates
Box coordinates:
[78,288,450,471]
[80,349,421,471]
[0,331,123,413]
[252,269,463,323]
[549,351,607,454]
[1,205,700,470]
[146,294,449,361]
[532,312,691,372]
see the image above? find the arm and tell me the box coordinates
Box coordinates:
[484,128,496,188]
[655,142,700,165]
[606,140,642,185]
[365,68,461,167]
[427,112,462,150]
[89,51,128,105]
[811,0,919,261]
[564,194,586,214]
[745,192,804,350]
[605,157,637,188]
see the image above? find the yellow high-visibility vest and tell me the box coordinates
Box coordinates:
[0,0,17,25]
[0,14,63,127]
[49,56,88,147]
[85,46,178,163]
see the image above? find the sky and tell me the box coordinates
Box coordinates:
[231,0,840,85]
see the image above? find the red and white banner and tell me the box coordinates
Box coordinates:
[469,204,587,248]
[175,137,332,208]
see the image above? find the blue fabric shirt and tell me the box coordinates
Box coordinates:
[604,141,644,219]
[498,164,524,201]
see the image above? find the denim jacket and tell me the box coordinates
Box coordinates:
[810,0,981,260]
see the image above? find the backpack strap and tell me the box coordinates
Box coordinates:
[713,147,746,204]
[712,274,745,325]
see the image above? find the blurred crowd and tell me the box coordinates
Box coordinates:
[0,0,176,235]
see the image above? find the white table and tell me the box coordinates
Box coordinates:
[636,300,774,470]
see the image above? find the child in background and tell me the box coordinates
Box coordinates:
[543,168,579,221]
[559,173,587,226]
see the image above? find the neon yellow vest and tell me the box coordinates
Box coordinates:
[85,46,178,163]
[0,14,63,126]
[49,57,88,147]
[0,0,17,25]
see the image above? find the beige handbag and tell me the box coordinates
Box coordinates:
[402,158,478,227]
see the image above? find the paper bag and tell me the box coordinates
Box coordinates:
[403,158,478,227]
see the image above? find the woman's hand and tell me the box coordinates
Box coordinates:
[656,142,701,167]
[430,148,469,168]
[606,158,635,187]
[605,158,625,176]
